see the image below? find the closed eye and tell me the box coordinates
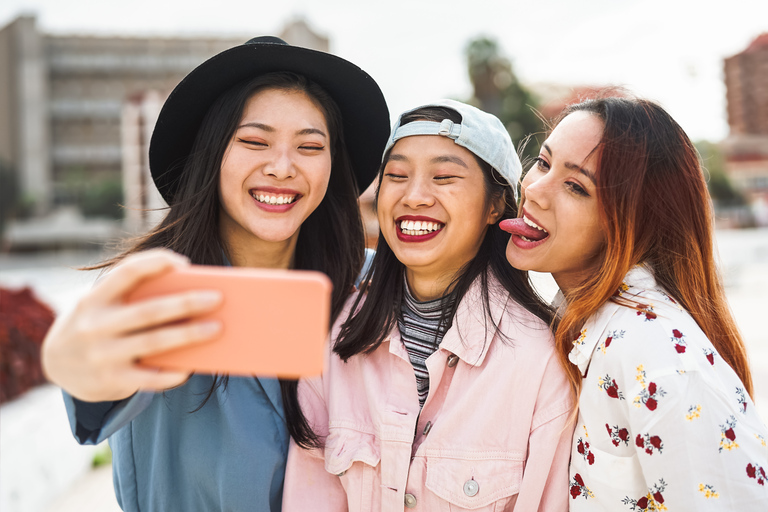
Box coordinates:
[384,172,407,180]
[299,145,325,151]
[434,175,461,182]
[238,139,267,147]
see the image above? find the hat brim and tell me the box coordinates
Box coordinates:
[149,39,390,203]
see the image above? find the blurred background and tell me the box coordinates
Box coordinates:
[0,1,766,510]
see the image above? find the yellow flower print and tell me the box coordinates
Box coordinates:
[686,405,702,421]
[573,328,588,347]
[698,483,720,499]
[756,434,767,447]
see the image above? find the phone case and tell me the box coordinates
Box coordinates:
[125,265,332,378]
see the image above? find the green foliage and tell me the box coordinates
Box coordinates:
[60,167,124,219]
[92,443,113,467]
[695,141,745,206]
[465,37,544,162]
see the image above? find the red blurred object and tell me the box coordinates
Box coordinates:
[0,287,55,404]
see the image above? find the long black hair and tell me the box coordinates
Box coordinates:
[333,106,553,361]
[96,72,364,448]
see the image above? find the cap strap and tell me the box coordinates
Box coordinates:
[391,119,462,144]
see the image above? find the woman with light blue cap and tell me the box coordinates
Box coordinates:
[283,100,574,511]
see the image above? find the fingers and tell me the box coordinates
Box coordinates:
[103,319,222,362]
[85,249,190,306]
[118,368,193,394]
[86,289,223,336]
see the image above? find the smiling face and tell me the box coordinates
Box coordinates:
[377,134,501,299]
[218,88,331,267]
[502,111,606,294]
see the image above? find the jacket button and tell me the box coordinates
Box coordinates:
[404,493,417,508]
[463,479,479,497]
[423,421,432,436]
[447,354,459,367]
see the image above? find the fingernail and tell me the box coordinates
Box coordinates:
[198,321,221,336]
[196,291,223,306]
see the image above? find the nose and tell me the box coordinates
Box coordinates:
[401,175,434,209]
[262,146,296,180]
[521,170,551,210]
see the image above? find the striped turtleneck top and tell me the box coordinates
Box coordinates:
[398,278,455,408]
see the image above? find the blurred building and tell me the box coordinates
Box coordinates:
[0,15,329,241]
[723,33,768,225]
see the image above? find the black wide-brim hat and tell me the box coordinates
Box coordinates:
[149,36,390,204]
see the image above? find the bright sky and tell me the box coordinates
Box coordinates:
[1,0,766,142]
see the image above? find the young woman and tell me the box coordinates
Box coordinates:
[283,100,574,511]
[502,96,768,510]
[41,36,390,512]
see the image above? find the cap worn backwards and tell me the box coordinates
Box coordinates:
[383,99,522,199]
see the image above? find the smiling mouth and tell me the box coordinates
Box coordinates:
[250,192,298,205]
[399,219,445,236]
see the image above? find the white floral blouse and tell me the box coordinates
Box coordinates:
[568,266,768,511]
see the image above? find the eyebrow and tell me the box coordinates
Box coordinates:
[237,122,327,139]
[388,153,468,168]
[542,142,597,184]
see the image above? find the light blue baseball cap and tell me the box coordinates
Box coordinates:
[383,99,522,199]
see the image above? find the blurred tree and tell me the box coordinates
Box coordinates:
[465,37,544,162]
[695,140,745,206]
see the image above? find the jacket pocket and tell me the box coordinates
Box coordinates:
[424,451,524,510]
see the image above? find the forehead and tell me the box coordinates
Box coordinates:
[547,111,603,161]
[241,88,327,124]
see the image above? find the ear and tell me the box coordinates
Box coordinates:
[486,191,507,225]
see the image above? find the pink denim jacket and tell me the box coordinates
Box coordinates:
[283,276,574,511]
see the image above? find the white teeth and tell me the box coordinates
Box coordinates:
[399,220,444,236]
[523,215,547,233]
[252,192,297,205]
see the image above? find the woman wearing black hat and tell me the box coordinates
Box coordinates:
[41,37,389,512]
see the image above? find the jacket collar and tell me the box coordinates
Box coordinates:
[567,265,658,376]
[388,272,508,368]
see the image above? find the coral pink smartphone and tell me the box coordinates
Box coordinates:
[125,265,332,378]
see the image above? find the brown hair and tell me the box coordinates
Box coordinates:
[549,95,753,401]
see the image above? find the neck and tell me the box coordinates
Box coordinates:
[404,267,458,302]
[221,226,298,270]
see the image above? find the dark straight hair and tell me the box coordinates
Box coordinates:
[333,107,554,361]
[94,72,364,448]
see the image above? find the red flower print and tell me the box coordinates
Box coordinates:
[648,382,657,395]
[633,366,666,411]
[576,437,595,465]
[703,348,716,365]
[645,397,658,411]
[570,473,593,499]
[598,374,625,400]
[606,424,631,447]
[605,336,612,348]
[636,432,664,455]
[736,387,748,414]
[619,428,629,441]
[725,428,736,441]
[719,416,739,452]
[622,479,667,510]
[670,329,687,353]
[746,462,767,485]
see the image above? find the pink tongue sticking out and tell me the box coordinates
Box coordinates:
[499,218,548,241]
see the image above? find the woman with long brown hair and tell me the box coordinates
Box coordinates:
[503,95,768,510]
[41,37,389,511]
